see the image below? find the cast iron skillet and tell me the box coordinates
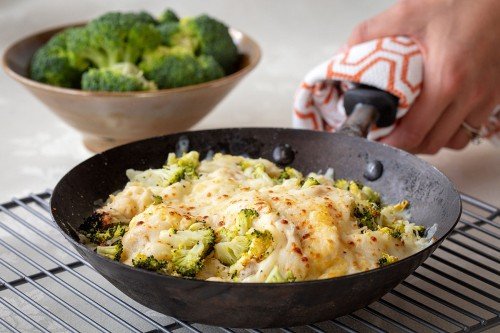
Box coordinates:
[51,87,461,328]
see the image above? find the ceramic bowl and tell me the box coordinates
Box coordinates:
[3,24,261,152]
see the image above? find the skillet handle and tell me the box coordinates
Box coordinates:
[339,86,399,138]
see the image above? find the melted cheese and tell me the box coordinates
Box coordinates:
[96,153,430,282]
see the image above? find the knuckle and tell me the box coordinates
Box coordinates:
[440,64,466,97]
[350,21,371,42]
[394,0,414,16]
[394,0,424,23]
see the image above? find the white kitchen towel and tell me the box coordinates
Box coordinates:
[293,36,500,143]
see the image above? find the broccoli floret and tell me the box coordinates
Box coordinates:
[390,221,406,239]
[216,227,237,243]
[133,11,158,25]
[159,8,179,24]
[166,152,177,165]
[96,242,123,261]
[30,30,84,88]
[157,22,181,46]
[216,228,273,266]
[81,63,157,92]
[65,27,102,67]
[379,225,403,239]
[162,166,186,185]
[302,177,320,188]
[378,253,398,267]
[165,151,200,179]
[413,225,426,237]
[214,235,250,266]
[127,166,187,187]
[334,179,349,190]
[361,186,381,204]
[238,160,253,171]
[228,229,273,278]
[159,223,215,277]
[139,47,200,88]
[197,55,225,82]
[159,224,215,249]
[157,14,239,73]
[171,241,210,277]
[139,46,223,88]
[265,266,296,283]
[67,12,161,69]
[92,12,161,58]
[278,167,303,182]
[335,181,383,231]
[353,202,380,231]
[125,23,163,65]
[45,29,71,49]
[346,181,362,196]
[391,229,402,239]
[346,181,381,205]
[252,164,266,177]
[167,151,200,168]
[79,212,104,238]
[158,22,197,52]
[246,229,273,261]
[380,221,426,239]
[79,212,126,244]
[250,163,274,182]
[92,224,127,245]
[178,15,239,74]
[132,253,168,272]
[176,151,200,168]
[236,208,259,236]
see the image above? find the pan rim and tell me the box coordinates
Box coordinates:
[50,127,462,287]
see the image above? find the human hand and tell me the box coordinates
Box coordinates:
[348,0,500,154]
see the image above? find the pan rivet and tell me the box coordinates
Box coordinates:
[273,144,295,165]
[364,160,383,181]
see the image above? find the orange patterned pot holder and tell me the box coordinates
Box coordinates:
[293,37,499,144]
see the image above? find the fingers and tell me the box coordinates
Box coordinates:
[379,34,474,153]
[445,127,470,150]
[416,93,494,153]
[445,98,497,150]
[381,82,495,153]
[379,72,453,152]
[414,103,464,154]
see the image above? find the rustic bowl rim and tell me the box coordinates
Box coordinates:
[2,22,261,97]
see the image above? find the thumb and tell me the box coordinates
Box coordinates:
[347,3,414,46]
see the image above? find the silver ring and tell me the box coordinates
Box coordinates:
[461,121,487,144]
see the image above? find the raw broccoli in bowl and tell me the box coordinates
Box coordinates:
[29,8,239,92]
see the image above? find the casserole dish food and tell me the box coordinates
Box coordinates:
[81,150,432,282]
[51,88,461,327]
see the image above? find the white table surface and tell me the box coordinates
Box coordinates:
[1,0,498,206]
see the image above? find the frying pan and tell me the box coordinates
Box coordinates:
[51,87,461,328]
